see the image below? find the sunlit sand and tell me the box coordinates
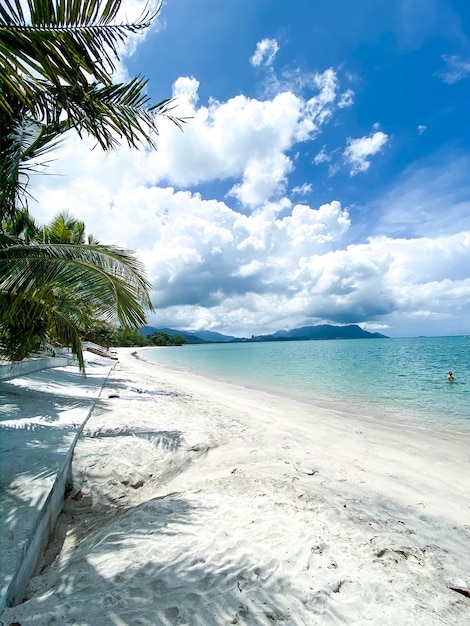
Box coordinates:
[2,348,469,625]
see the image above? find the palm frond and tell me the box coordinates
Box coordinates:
[0,242,154,328]
[0,1,162,112]
[32,80,188,150]
[0,106,70,220]
[0,289,85,370]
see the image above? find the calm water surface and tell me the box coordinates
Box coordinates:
[142,337,470,434]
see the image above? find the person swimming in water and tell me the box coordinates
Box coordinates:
[447,371,454,381]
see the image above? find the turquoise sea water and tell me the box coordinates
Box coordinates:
[142,337,470,435]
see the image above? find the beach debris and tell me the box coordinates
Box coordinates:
[293,464,318,475]
[131,387,178,396]
[72,489,83,500]
[449,585,470,598]
[108,394,154,401]
[131,479,145,489]
[188,444,210,453]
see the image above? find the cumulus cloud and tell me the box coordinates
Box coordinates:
[145,219,470,337]
[140,70,341,207]
[228,152,293,207]
[30,137,470,337]
[28,66,346,224]
[250,38,280,67]
[417,124,427,134]
[343,129,389,175]
[141,196,352,308]
[24,23,470,339]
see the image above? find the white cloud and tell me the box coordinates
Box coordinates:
[28,68,345,224]
[314,145,331,165]
[250,38,280,67]
[146,224,470,337]
[23,17,470,339]
[140,71,340,207]
[228,152,293,207]
[29,138,470,337]
[343,129,389,175]
[338,88,354,108]
[171,75,200,110]
[148,88,304,204]
[417,124,427,134]
[292,183,312,196]
[304,68,338,126]
[440,54,470,83]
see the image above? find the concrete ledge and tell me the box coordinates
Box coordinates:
[0,357,114,612]
[3,407,93,609]
[0,356,75,381]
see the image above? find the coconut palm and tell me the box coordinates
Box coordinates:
[0,1,182,367]
[0,228,153,370]
[41,210,87,244]
[1,0,161,117]
[0,0,185,221]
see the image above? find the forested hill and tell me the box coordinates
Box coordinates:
[259,324,388,341]
[140,324,388,343]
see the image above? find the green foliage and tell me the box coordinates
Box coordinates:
[0,1,188,369]
[42,210,86,244]
[111,328,148,347]
[0,210,154,370]
[146,332,187,346]
[110,328,186,347]
[0,0,186,222]
[81,321,116,349]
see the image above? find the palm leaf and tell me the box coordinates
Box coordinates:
[0,242,154,328]
[0,1,161,112]
[0,289,86,370]
[37,79,187,150]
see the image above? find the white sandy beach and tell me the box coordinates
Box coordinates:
[2,347,470,625]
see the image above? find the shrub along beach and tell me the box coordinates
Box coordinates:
[2,348,469,624]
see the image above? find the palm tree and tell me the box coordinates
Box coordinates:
[0,0,185,221]
[0,1,183,367]
[41,210,87,244]
[0,213,153,370]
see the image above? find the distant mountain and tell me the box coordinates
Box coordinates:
[140,326,237,343]
[255,324,388,341]
[140,324,388,344]
[139,326,207,344]
[191,330,237,342]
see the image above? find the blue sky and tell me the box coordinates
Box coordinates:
[31,0,470,337]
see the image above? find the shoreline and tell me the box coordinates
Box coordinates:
[136,346,470,440]
[2,347,469,624]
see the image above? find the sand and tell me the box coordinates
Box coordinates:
[1,347,469,625]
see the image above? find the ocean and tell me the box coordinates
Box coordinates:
[142,336,470,435]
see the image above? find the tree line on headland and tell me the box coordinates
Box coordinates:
[85,324,187,348]
[0,1,185,371]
